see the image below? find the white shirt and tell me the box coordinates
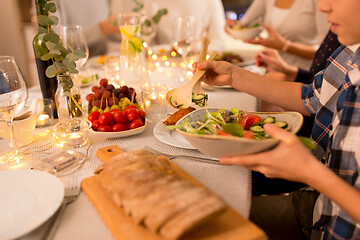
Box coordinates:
[142,0,226,52]
[241,0,330,70]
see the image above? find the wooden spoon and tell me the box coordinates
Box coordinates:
[166,51,218,109]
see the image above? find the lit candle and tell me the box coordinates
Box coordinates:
[36,114,50,127]
[67,133,84,146]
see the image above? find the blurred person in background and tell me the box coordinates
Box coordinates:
[227,0,329,70]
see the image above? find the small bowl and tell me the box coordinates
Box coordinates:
[175,108,303,158]
[54,119,92,147]
[227,25,263,40]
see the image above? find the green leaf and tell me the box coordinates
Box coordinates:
[49,16,59,26]
[62,59,76,69]
[152,9,168,24]
[222,123,244,137]
[54,60,67,70]
[43,32,60,43]
[37,15,54,27]
[38,33,46,41]
[69,69,79,74]
[230,107,239,115]
[40,53,57,61]
[45,64,57,78]
[144,19,152,27]
[45,41,57,51]
[38,27,47,34]
[166,125,178,130]
[45,2,56,13]
[74,49,87,58]
[298,136,317,150]
[68,45,74,52]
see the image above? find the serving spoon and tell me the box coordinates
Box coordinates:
[166,39,218,109]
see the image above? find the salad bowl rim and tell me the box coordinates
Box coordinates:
[175,108,304,142]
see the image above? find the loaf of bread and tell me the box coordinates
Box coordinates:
[95,150,226,239]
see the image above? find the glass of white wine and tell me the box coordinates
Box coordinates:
[60,24,89,71]
[0,56,28,164]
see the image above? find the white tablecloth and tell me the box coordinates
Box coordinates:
[2,38,262,239]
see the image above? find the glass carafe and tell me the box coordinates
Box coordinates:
[117,13,149,91]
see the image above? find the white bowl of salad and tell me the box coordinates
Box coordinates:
[173,108,303,158]
[227,22,263,40]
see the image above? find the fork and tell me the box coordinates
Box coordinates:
[42,185,81,240]
[144,146,221,165]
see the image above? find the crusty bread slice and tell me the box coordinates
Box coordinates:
[122,174,179,215]
[131,180,193,224]
[144,187,209,233]
[159,195,226,239]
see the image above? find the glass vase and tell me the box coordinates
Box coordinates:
[55,74,85,122]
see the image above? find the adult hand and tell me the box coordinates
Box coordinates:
[220,124,317,183]
[256,48,288,72]
[224,19,236,38]
[192,60,235,87]
[245,24,287,50]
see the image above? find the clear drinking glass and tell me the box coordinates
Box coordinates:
[0,56,28,163]
[60,24,89,71]
[171,16,197,60]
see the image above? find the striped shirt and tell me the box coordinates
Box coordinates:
[301,45,360,238]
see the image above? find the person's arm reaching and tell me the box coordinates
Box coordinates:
[220,124,360,224]
[194,60,308,115]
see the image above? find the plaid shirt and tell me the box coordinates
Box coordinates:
[301,45,360,239]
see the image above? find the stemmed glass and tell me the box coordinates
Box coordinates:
[60,24,89,71]
[0,56,28,163]
[171,16,197,62]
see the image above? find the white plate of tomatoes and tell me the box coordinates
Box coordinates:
[88,105,147,138]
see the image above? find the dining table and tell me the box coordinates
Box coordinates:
[1,39,268,240]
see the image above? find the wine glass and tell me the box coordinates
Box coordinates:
[140,13,159,51]
[60,24,89,71]
[171,16,197,61]
[0,56,28,164]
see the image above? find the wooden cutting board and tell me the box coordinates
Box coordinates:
[82,145,267,240]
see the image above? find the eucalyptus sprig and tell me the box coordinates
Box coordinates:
[34,0,86,80]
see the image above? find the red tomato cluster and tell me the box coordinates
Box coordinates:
[88,105,146,132]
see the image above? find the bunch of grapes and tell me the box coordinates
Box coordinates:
[86,78,138,114]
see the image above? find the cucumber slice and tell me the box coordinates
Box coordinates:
[263,116,275,123]
[274,121,288,129]
[249,125,265,133]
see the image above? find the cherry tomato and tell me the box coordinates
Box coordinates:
[98,125,112,132]
[127,108,138,122]
[124,105,137,111]
[88,111,100,122]
[217,130,231,136]
[129,119,143,130]
[113,111,128,124]
[112,123,128,132]
[138,109,146,119]
[243,131,254,139]
[238,114,262,130]
[98,112,114,125]
[92,120,101,131]
[110,109,121,115]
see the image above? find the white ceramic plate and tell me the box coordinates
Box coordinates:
[153,120,195,149]
[90,121,147,138]
[0,170,64,240]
